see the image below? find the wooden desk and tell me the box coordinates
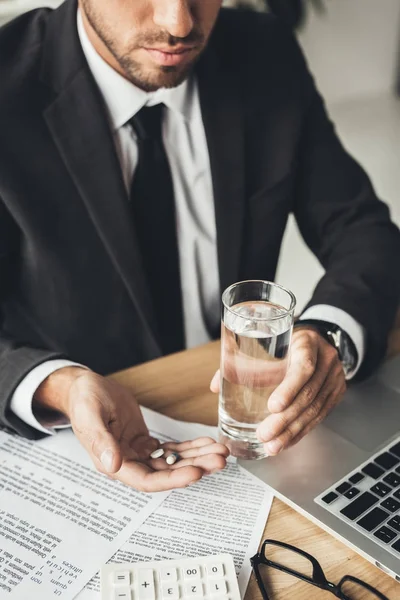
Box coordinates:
[110,336,400,599]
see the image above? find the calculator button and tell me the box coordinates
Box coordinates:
[114,589,132,600]
[183,566,201,579]
[206,563,224,579]
[184,583,203,597]
[160,568,178,582]
[113,571,131,586]
[161,583,180,600]
[209,580,227,596]
[138,569,155,600]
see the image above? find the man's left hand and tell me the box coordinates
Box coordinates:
[210,327,346,455]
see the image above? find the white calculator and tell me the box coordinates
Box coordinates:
[100,554,241,600]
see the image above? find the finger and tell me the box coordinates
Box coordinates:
[71,401,123,474]
[261,365,344,455]
[266,334,319,413]
[257,351,332,445]
[168,452,227,474]
[287,380,347,449]
[161,437,217,452]
[176,443,230,460]
[210,370,220,393]
[161,439,229,457]
[115,460,205,492]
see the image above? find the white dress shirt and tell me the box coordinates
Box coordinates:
[10,10,365,434]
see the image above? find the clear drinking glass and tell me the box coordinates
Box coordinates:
[218,280,296,459]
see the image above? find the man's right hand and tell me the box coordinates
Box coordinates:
[33,368,228,492]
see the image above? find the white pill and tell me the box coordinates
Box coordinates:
[150,448,165,459]
[166,453,179,465]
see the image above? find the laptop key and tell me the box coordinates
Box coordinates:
[362,463,385,480]
[388,516,400,532]
[321,491,338,505]
[357,507,389,532]
[370,482,392,498]
[374,526,397,544]
[374,452,399,470]
[381,497,400,513]
[393,489,400,501]
[389,442,400,458]
[349,472,364,485]
[391,538,400,553]
[383,472,400,488]
[336,482,351,495]
[340,492,378,521]
[343,487,360,500]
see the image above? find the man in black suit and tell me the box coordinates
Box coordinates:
[1,0,399,491]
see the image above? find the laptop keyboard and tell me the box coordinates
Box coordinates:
[315,437,400,558]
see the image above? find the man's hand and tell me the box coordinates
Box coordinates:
[34,368,229,492]
[210,327,346,455]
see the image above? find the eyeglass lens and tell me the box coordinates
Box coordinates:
[262,542,315,579]
[340,578,389,600]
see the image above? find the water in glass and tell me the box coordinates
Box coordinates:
[219,300,291,459]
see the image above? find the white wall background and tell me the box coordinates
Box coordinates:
[298,0,400,103]
[276,0,400,311]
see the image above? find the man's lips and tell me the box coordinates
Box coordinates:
[144,46,196,66]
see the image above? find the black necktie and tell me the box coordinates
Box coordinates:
[129,104,185,354]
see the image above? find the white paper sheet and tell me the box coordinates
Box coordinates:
[78,408,273,600]
[0,427,167,599]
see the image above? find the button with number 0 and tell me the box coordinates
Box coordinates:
[206,563,224,579]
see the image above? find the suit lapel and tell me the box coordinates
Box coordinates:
[40,0,160,356]
[197,39,245,295]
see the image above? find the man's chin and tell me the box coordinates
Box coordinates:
[132,67,192,92]
[120,53,200,92]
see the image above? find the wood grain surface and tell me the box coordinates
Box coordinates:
[109,325,400,599]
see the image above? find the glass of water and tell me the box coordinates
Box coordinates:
[218,280,296,460]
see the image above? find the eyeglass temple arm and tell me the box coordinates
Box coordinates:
[250,556,271,600]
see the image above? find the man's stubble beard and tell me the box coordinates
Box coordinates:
[81,1,204,92]
[117,54,201,92]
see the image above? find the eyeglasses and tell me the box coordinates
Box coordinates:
[251,539,390,600]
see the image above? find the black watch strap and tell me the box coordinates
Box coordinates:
[294,319,358,376]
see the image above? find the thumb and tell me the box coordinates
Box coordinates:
[93,430,123,474]
[210,369,220,393]
[73,408,123,474]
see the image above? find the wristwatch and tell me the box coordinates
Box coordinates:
[294,319,358,377]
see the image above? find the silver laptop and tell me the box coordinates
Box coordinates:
[240,354,400,581]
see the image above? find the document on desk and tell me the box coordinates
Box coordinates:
[0,426,168,599]
[79,408,273,600]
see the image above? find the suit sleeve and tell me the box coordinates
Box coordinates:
[292,61,400,379]
[0,198,66,439]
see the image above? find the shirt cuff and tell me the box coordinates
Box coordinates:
[299,304,365,379]
[10,359,88,435]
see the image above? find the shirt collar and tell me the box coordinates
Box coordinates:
[77,9,196,131]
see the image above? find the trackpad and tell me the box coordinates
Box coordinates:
[324,378,400,452]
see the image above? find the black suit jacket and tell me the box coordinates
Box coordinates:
[1,0,400,439]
